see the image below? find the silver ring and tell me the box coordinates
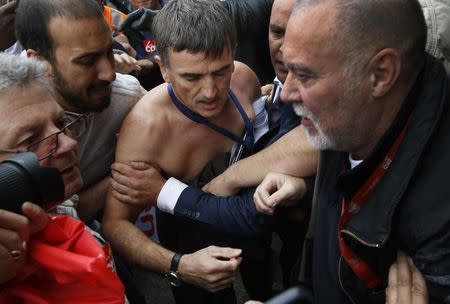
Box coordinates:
[10,250,22,260]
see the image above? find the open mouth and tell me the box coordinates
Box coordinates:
[301,116,313,127]
[200,101,219,111]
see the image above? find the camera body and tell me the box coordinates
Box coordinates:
[0,152,64,214]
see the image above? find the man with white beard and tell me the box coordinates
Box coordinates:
[253,0,449,303]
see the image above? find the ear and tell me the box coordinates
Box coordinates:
[155,55,170,83]
[367,48,401,98]
[26,49,40,58]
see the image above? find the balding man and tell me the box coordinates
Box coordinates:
[255,0,450,302]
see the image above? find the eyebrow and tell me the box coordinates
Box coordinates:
[178,63,232,78]
[286,62,315,75]
[14,124,37,137]
[270,24,285,32]
[14,109,64,136]
[72,43,113,62]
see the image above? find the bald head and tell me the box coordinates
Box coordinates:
[269,0,298,82]
[292,0,427,75]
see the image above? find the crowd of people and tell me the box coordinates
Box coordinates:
[0,0,449,303]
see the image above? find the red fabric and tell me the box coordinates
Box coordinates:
[0,215,125,304]
[338,116,411,289]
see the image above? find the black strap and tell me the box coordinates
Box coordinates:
[167,84,254,153]
[170,252,183,272]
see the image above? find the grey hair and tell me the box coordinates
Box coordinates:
[293,0,427,77]
[152,0,237,65]
[0,53,52,95]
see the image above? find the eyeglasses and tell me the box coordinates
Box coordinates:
[64,110,93,139]
[0,113,87,161]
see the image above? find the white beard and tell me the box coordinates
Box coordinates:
[292,103,336,150]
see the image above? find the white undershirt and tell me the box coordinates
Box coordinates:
[349,154,363,169]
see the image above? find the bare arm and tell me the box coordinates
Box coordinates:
[102,98,174,272]
[102,94,242,290]
[203,126,318,195]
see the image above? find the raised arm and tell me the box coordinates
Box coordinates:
[203,126,318,196]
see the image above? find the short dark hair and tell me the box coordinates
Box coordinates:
[294,0,427,76]
[16,0,104,60]
[152,0,237,65]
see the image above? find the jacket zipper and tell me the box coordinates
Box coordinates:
[338,230,381,302]
[341,229,381,248]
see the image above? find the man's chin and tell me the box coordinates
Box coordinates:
[63,179,83,200]
[84,95,111,112]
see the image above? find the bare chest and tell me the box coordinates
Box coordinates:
[156,126,238,182]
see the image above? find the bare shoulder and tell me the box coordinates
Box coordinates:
[231,61,261,101]
[115,83,171,163]
[231,61,262,118]
[127,83,169,121]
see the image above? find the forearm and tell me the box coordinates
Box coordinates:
[102,217,173,273]
[77,176,111,223]
[222,126,318,189]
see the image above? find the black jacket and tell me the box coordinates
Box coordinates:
[301,55,450,303]
[223,0,275,85]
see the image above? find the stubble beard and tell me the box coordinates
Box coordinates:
[52,67,110,113]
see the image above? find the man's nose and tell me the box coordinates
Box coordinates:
[201,78,218,100]
[280,72,301,104]
[97,56,116,83]
[56,132,78,157]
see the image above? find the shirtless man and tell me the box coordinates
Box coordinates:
[101,0,261,302]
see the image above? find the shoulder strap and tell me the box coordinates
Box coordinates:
[167,84,253,151]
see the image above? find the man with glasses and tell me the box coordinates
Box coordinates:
[15,0,146,223]
[0,53,83,285]
[0,114,86,161]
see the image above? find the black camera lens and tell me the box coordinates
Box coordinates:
[0,152,64,214]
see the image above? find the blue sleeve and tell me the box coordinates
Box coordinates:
[173,186,276,238]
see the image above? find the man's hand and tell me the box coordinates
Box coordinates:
[387,251,428,304]
[111,161,165,207]
[178,246,242,292]
[0,202,48,284]
[113,33,137,58]
[253,173,306,215]
[261,83,274,97]
[202,173,239,196]
[114,52,141,74]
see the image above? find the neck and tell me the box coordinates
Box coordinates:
[351,72,419,160]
